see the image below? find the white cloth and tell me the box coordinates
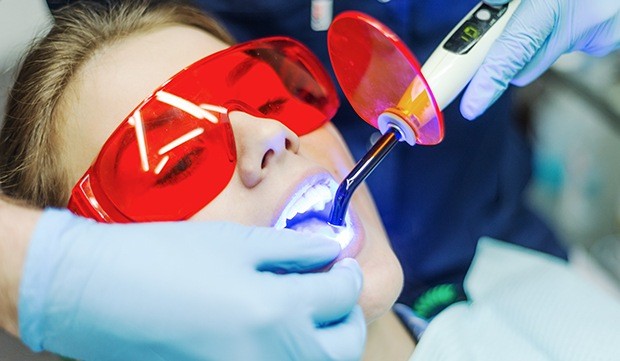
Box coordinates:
[410,237,620,361]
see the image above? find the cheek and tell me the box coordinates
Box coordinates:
[299,125,356,181]
[188,174,246,222]
[188,173,274,226]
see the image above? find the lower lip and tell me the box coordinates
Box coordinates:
[335,210,364,261]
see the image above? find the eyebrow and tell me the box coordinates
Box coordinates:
[258,97,289,115]
[227,56,259,86]
[156,91,220,124]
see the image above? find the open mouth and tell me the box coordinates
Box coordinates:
[274,176,354,249]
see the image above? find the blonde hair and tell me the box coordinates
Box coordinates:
[0,0,234,207]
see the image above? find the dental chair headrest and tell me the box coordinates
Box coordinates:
[0,0,52,128]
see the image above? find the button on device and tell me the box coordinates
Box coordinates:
[475,8,492,21]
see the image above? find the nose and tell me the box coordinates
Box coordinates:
[229,111,300,188]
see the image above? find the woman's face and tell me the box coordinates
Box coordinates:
[58,25,403,322]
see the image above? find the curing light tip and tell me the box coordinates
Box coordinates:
[328,126,403,226]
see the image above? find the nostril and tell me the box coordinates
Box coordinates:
[285,133,300,154]
[261,149,274,169]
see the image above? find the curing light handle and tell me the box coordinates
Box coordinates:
[420,0,521,110]
[328,127,403,226]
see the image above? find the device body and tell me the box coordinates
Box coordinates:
[422,1,520,111]
[329,0,521,226]
[377,0,521,146]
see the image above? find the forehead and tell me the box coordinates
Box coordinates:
[60,25,229,183]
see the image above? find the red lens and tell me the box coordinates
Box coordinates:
[68,37,339,222]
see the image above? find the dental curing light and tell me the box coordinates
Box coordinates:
[327,1,521,226]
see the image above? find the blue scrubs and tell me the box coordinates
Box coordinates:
[47,0,567,313]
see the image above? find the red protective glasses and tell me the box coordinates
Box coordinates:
[68,37,339,223]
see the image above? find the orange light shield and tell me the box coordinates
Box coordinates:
[328,11,443,145]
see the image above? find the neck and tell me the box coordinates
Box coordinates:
[363,310,416,361]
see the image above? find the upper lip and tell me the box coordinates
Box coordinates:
[273,171,337,230]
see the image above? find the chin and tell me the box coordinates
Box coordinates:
[357,245,404,323]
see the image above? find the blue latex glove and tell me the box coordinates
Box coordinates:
[19,209,365,361]
[461,0,620,119]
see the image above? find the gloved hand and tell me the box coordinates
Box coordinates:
[19,209,365,361]
[461,0,620,119]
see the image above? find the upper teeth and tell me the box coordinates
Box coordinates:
[274,179,336,229]
[286,184,332,218]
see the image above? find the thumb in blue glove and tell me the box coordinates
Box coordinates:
[19,209,366,361]
[461,0,620,120]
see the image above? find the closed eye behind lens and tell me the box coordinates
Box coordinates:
[155,147,204,186]
[258,97,288,115]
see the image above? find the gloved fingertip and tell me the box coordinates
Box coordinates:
[350,304,366,330]
[460,104,479,121]
[459,91,483,121]
[483,0,510,6]
[332,258,363,292]
[313,304,366,361]
[347,305,367,343]
[340,305,367,360]
[332,257,360,272]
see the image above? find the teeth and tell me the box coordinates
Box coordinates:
[273,176,355,250]
[312,186,332,211]
[291,193,315,218]
[285,183,332,220]
[274,178,337,229]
